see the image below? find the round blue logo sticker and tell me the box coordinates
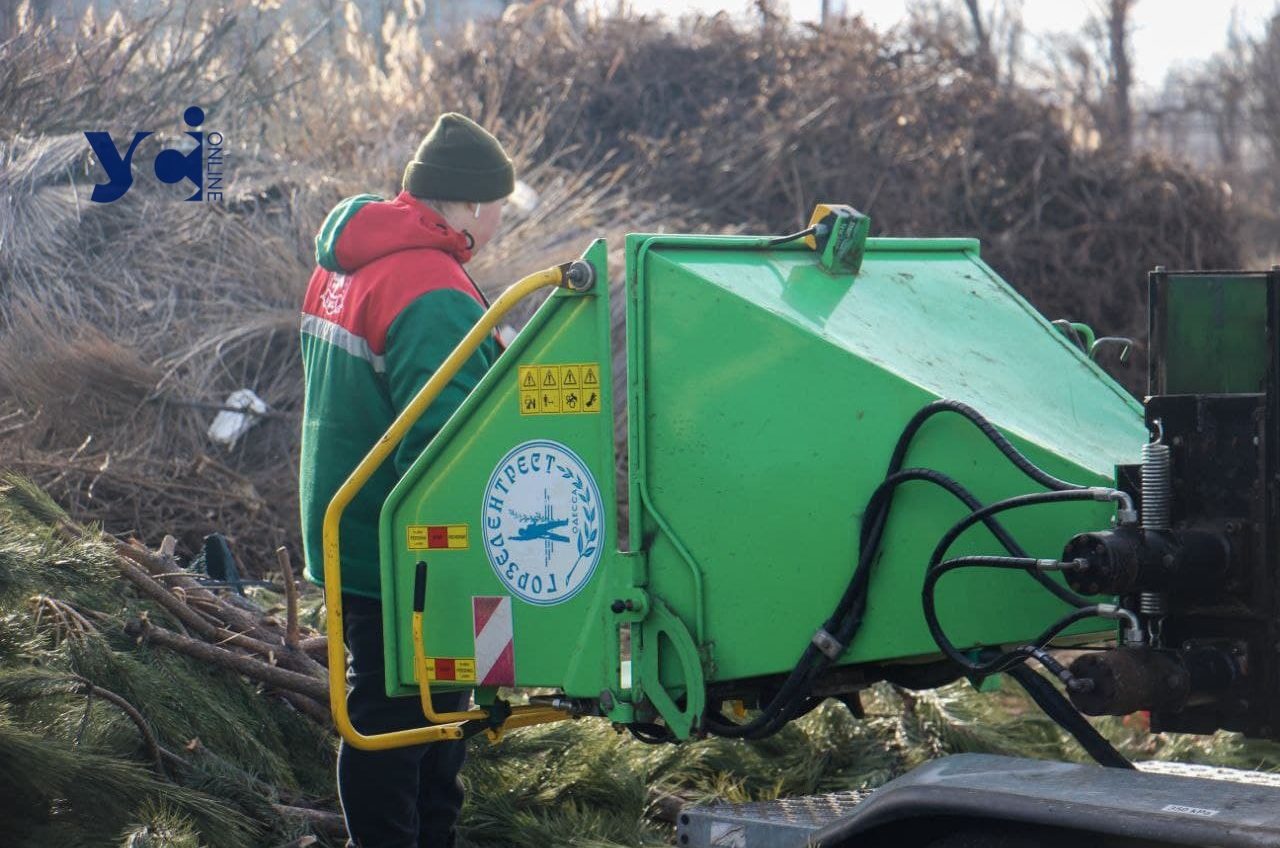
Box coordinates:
[481,440,604,605]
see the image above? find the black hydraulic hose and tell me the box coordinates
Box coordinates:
[923,576,1106,678]
[854,470,1090,614]
[837,472,1088,647]
[705,695,826,741]
[764,224,819,247]
[701,645,824,739]
[1006,662,1133,769]
[929,554,1080,573]
[927,490,1104,585]
[921,555,1090,634]
[1026,646,1093,694]
[704,401,1099,741]
[863,401,1095,629]
[851,398,1096,632]
[707,479,1094,739]
[888,399,1086,493]
[918,491,1105,677]
[707,469,1017,739]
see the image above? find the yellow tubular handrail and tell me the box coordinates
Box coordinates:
[323,264,581,750]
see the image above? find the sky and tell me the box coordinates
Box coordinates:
[614,1,1279,93]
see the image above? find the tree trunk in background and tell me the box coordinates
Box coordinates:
[1253,13,1280,172]
[1106,0,1134,154]
[963,0,997,79]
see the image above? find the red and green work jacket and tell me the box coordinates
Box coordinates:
[299,191,500,598]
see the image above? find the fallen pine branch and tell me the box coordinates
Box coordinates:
[116,541,289,644]
[124,617,329,703]
[277,689,332,725]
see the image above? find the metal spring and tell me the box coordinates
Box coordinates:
[1141,440,1172,530]
[1138,592,1168,616]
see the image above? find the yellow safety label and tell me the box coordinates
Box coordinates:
[538,388,562,414]
[406,524,469,551]
[422,657,477,683]
[518,363,603,416]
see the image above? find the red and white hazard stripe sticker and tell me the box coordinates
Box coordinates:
[472,596,515,687]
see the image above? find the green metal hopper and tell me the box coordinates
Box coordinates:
[377,224,1146,738]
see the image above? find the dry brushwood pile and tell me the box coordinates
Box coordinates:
[0,3,1240,576]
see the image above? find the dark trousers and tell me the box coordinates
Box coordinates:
[338,594,470,848]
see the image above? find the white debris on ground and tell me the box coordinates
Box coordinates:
[207,388,268,447]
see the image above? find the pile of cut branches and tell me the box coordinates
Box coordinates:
[0,475,341,846]
[0,3,1239,574]
[113,539,329,724]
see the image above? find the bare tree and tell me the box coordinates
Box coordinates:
[1039,0,1136,154]
[1253,10,1280,172]
[1106,0,1135,154]
[910,1,1023,83]
[962,0,996,77]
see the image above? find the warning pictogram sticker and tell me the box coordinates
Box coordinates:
[473,596,515,686]
[518,362,603,416]
[423,657,477,683]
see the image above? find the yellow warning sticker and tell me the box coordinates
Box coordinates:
[422,657,477,683]
[518,362,603,416]
[406,524,470,551]
[519,390,540,414]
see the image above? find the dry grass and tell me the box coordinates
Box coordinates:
[0,1,1240,575]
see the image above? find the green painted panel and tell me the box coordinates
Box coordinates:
[379,240,622,697]
[626,234,1147,684]
[1158,273,1268,395]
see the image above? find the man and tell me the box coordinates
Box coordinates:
[298,113,513,847]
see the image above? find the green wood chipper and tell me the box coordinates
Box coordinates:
[322,205,1280,846]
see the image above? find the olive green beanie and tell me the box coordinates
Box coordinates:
[402,113,515,203]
